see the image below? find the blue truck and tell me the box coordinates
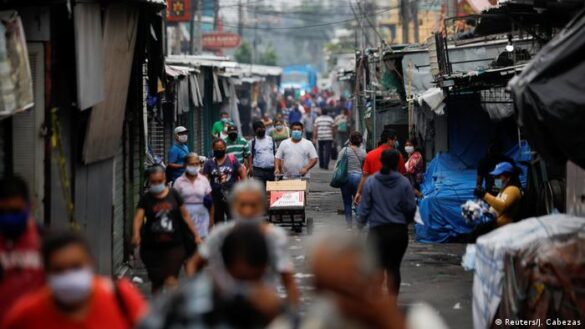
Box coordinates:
[280,65,318,97]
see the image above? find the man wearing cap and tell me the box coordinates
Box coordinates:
[167,126,190,183]
[224,125,251,173]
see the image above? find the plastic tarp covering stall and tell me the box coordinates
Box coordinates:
[509,9,585,169]
[470,214,585,329]
[415,102,529,243]
[497,233,585,327]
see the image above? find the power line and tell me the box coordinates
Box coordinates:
[220,6,396,31]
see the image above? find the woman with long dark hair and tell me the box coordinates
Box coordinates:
[474,162,522,227]
[404,139,425,198]
[357,149,417,295]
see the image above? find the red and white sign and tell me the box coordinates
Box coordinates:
[167,0,191,22]
[270,191,305,209]
[202,32,241,49]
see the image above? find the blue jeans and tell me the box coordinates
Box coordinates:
[341,172,362,226]
[318,140,333,169]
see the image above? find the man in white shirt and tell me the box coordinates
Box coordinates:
[313,109,335,170]
[275,121,318,179]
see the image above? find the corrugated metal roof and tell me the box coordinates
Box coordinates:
[166,55,238,69]
[235,64,282,76]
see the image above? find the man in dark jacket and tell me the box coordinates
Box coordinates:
[357,149,416,296]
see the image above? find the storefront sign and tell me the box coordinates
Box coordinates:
[167,0,191,22]
[202,32,241,49]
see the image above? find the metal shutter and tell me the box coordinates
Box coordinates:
[0,122,5,176]
[12,43,44,219]
[112,144,124,273]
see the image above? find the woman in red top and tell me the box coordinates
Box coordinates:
[3,231,147,329]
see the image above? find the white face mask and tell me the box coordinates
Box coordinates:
[405,146,415,154]
[186,165,200,175]
[48,267,94,305]
[178,135,188,144]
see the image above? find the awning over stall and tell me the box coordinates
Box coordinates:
[509,9,585,169]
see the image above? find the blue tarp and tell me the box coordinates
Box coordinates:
[415,142,531,243]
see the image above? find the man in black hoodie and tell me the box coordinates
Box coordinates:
[357,149,416,296]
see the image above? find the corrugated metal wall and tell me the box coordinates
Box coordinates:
[566,161,585,217]
[112,144,124,273]
[0,122,5,177]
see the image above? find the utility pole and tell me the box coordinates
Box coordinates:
[401,0,409,44]
[213,0,219,30]
[252,1,258,65]
[413,1,419,43]
[238,0,243,37]
[195,0,203,53]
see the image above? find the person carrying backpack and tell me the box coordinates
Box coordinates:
[203,139,247,223]
[250,121,277,185]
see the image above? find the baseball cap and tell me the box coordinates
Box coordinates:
[227,125,238,133]
[174,126,188,134]
[490,162,514,176]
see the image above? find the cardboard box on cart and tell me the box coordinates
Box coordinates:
[266,180,308,225]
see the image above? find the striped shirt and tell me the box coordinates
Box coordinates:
[314,115,334,141]
[224,136,250,163]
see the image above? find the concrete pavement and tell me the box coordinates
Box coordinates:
[286,167,474,329]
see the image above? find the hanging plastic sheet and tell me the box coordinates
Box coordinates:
[415,141,531,243]
[469,214,585,329]
[509,9,585,169]
[0,11,33,118]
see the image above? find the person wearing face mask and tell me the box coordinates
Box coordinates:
[138,224,287,329]
[269,119,290,148]
[250,121,277,185]
[167,126,190,184]
[404,139,425,198]
[474,162,522,227]
[275,121,318,179]
[3,231,147,329]
[193,179,300,306]
[203,139,248,224]
[211,112,231,139]
[0,176,45,324]
[173,153,214,240]
[132,166,202,293]
[224,125,251,173]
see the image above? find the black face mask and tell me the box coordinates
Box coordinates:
[256,129,266,138]
[228,133,238,141]
[214,150,226,158]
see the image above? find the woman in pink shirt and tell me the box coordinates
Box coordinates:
[173,153,214,275]
[173,153,214,239]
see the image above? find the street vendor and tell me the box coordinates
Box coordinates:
[474,162,522,227]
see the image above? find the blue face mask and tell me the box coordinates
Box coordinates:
[0,210,29,239]
[150,183,165,194]
[291,130,302,141]
[494,178,503,189]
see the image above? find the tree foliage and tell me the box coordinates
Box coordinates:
[234,41,252,64]
[259,45,278,66]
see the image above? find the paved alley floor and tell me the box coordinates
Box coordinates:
[130,166,474,328]
[286,167,474,329]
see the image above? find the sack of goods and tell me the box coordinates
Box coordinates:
[461,199,496,225]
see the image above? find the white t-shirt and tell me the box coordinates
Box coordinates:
[275,138,318,178]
